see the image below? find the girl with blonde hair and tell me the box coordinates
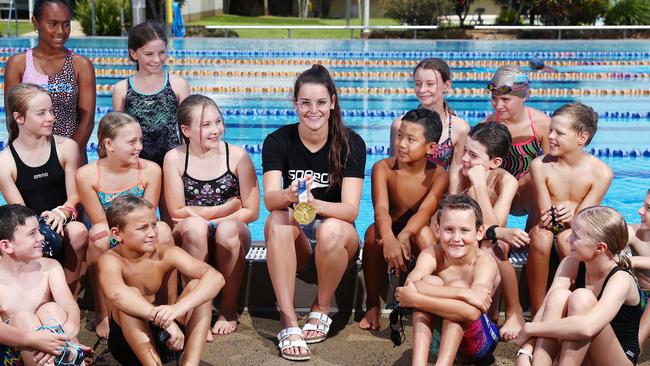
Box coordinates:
[517,206,646,366]
[0,83,87,298]
[76,111,172,339]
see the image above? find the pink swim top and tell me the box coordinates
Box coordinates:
[22,49,80,138]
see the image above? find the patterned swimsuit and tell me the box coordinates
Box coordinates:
[22,49,79,137]
[183,143,240,207]
[124,72,180,166]
[427,113,454,170]
[497,108,542,179]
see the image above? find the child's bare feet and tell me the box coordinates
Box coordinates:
[211,312,238,335]
[359,306,381,330]
[94,316,109,339]
[206,329,214,342]
[500,312,525,340]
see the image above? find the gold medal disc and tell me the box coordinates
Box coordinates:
[293,202,316,225]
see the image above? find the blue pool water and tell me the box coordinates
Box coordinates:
[1,38,649,240]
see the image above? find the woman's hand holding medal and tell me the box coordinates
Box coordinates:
[291,176,317,225]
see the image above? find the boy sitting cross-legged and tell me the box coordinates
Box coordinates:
[98,195,224,366]
[359,108,449,330]
[396,194,501,366]
[0,204,90,366]
[527,102,612,316]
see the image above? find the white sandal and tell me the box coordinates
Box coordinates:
[301,311,332,344]
[277,327,310,361]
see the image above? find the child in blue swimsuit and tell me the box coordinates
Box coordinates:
[76,112,173,339]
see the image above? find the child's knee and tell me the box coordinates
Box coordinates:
[35,302,66,323]
[421,275,444,286]
[567,289,597,315]
[529,226,554,252]
[65,222,88,250]
[156,221,174,246]
[215,219,245,248]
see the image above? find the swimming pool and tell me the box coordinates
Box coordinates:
[1,37,649,240]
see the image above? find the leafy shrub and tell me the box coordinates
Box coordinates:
[380,0,452,25]
[495,7,522,25]
[605,0,650,25]
[531,0,609,25]
[75,0,131,36]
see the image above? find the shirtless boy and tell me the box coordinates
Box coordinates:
[449,122,527,340]
[98,195,224,365]
[528,102,612,315]
[360,108,449,330]
[0,204,87,366]
[396,194,500,366]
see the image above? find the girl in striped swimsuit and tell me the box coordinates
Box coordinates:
[483,65,551,228]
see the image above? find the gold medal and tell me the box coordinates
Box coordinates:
[294,202,316,225]
[293,179,315,224]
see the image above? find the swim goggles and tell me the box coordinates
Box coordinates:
[487,81,529,96]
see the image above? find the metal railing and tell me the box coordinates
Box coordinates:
[474,25,650,39]
[204,25,438,39]
[204,24,650,40]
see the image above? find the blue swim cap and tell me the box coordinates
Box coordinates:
[39,217,63,258]
[529,56,545,69]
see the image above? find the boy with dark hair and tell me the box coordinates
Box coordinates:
[396,194,500,366]
[0,204,88,365]
[449,122,528,340]
[527,102,613,315]
[360,108,449,330]
[99,195,224,365]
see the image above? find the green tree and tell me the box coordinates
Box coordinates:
[530,0,609,25]
[453,0,473,27]
[75,0,131,35]
[381,0,452,25]
[605,0,650,25]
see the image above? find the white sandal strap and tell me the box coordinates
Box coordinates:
[277,326,303,342]
[307,311,332,326]
[302,322,329,333]
[278,338,308,351]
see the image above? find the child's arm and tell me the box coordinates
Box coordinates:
[447,162,463,194]
[399,168,449,241]
[149,247,225,329]
[141,160,162,208]
[0,152,25,205]
[170,74,190,104]
[75,164,107,225]
[467,166,517,226]
[98,254,158,319]
[311,177,363,223]
[4,54,23,121]
[530,157,552,227]
[71,56,96,155]
[211,147,260,224]
[111,79,127,112]
[163,150,240,220]
[522,271,632,341]
[371,161,409,272]
[405,247,437,283]
[47,260,81,336]
[397,281,484,323]
[0,323,67,357]
[632,256,650,270]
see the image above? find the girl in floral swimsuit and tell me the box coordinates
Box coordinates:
[390,58,470,171]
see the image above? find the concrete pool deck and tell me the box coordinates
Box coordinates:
[77,310,650,365]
